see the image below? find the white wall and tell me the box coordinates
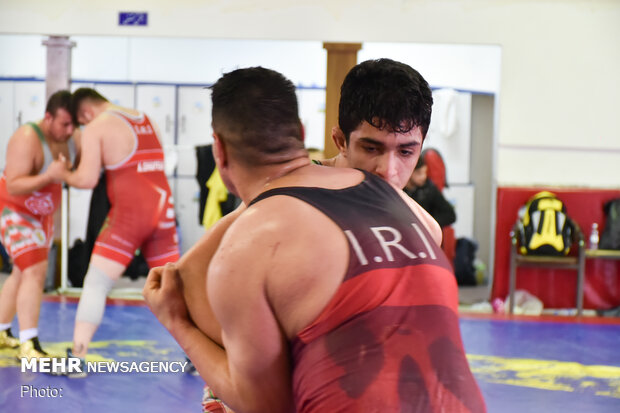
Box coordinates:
[0,35,46,77]
[359,43,500,95]
[75,37,328,87]
[0,35,499,92]
[0,35,328,86]
[1,0,619,188]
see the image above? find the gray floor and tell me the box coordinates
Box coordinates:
[458,284,491,305]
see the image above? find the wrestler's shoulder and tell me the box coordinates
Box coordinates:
[228,196,320,243]
[10,123,38,141]
[85,111,127,133]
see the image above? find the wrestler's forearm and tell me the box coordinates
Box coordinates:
[5,173,54,195]
[169,322,235,404]
[179,229,228,347]
[64,171,98,189]
[171,321,291,413]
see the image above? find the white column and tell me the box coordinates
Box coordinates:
[42,36,75,99]
[43,36,75,291]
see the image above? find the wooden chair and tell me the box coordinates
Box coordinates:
[508,221,585,315]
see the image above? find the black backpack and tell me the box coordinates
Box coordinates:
[517,191,574,256]
[600,198,620,250]
[453,237,478,286]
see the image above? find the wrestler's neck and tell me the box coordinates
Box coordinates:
[232,155,312,204]
[37,119,51,141]
[99,102,139,117]
[37,119,60,148]
[319,153,348,168]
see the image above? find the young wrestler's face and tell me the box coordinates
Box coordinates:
[47,108,75,142]
[337,121,423,189]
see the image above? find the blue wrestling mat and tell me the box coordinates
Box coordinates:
[1,299,619,412]
[0,298,204,413]
[461,315,620,412]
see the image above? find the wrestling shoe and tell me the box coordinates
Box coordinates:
[45,348,87,378]
[17,336,48,360]
[184,356,200,376]
[0,328,20,349]
[64,348,87,378]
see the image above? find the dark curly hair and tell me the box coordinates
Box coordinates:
[339,58,433,141]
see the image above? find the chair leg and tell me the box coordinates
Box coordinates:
[509,247,517,315]
[576,249,585,316]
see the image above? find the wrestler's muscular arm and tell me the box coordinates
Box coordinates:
[61,119,104,189]
[4,126,65,195]
[70,127,83,169]
[144,204,244,351]
[145,203,299,413]
[176,203,245,347]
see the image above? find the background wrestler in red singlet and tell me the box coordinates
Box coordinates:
[53,88,179,374]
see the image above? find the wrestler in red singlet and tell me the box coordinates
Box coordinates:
[92,110,179,267]
[250,170,486,413]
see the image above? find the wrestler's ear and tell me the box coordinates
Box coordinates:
[212,133,228,168]
[332,127,347,155]
[299,119,305,143]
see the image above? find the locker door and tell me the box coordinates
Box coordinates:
[174,176,204,254]
[135,85,176,148]
[426,90,472,185]
[444,184,475,239]
[68,188,93,246]
[13,81,45,130]
[95,84,135,108]
[0,82,14,171]
[177,86,212,177]
[297,87,326,151]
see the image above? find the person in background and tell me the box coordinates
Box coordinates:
[404,155,456,228]
[0,90,76,359]
[53,88,179,376]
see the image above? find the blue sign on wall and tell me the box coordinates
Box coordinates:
[119,12,148,26]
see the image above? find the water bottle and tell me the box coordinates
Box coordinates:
[589,223,599,250]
